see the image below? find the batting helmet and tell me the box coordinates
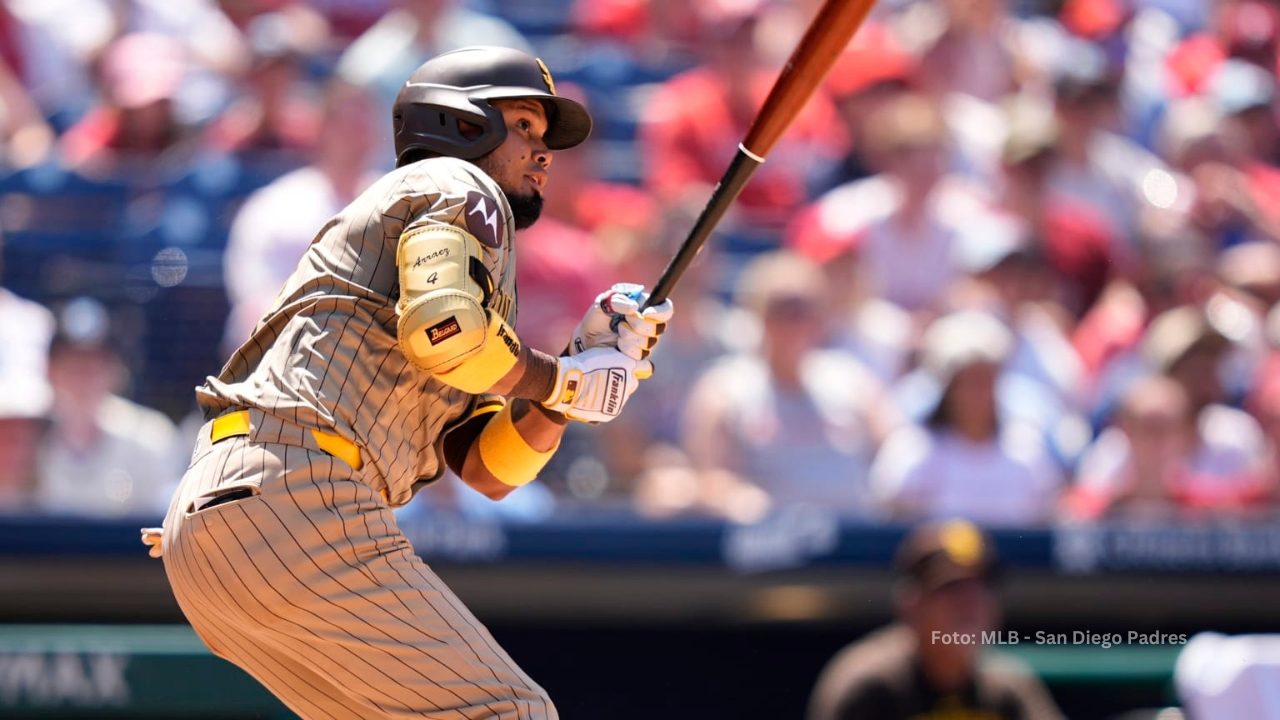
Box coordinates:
[392,46,592,166]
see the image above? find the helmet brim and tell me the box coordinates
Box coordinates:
[472,87,593,150]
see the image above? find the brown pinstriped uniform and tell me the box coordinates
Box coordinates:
[162,156,556,719]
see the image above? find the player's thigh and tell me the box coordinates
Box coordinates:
[200,448,556,718]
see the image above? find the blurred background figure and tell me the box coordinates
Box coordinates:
[1064,371,1274,517]
[205,9,329,175]
[1068,306,1273,521]
[0,55,54,167]
[639,0,841,235]
[789,92,989,322]
[679,251,899,522]
[808,520,1063,720]
[59,32,198,177]
[810,21,916,195]
[918,0,1019,103]
[34,297,176,518]
[872,311,1061,526]
[221,78,378,351]
[1177,633,1280,720]
[0,265,54,511]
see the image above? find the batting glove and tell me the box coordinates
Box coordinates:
[569,283,675,361]
[543,346,652,423]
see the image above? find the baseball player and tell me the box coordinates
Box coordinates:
[140,46,673,719]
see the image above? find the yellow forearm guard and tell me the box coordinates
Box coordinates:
[476,405,558,487]
[433,310,522,394]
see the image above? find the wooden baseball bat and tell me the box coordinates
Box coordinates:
[644,0,879,307]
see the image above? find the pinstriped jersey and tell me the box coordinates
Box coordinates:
[197,157,518,505]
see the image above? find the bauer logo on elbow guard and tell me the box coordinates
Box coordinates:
[427,316,463,345]
[605,369,626,415]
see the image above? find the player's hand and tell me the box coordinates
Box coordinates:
[542,346,652,423]
[141,527,164,559]
[569,283,674,361]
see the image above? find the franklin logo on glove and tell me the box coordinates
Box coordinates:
[605,368,626,415]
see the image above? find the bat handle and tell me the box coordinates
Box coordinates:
[644,145,765,309]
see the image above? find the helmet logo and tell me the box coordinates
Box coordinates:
[536,58,556,95]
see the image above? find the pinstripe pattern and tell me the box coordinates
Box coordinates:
[164,425,555,719]
[164,157,555,718]
[198,157,517,506]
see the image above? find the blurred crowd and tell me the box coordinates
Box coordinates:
[3,0,1280,529]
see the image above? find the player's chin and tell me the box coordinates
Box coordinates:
[508,190,544,230]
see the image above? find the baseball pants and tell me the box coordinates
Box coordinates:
[162,411,557,719]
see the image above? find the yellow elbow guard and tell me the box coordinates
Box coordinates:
[433,310,522,393]
[477,405,558,487]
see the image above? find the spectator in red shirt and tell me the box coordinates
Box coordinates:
[638,0,840,233]
[1066,372,1273,522]
[59,33,198,177]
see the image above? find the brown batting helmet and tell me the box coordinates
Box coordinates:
[392,46,592,166]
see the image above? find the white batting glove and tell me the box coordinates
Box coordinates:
[543,346,652,423]
[569,283,675,361]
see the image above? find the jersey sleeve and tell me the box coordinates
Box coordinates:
[392,159,523,392]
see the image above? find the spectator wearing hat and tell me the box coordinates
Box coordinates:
[0,277,54,511]
[679,251,899,521]
[33,298,177,518]
[871,311,1061,526]
[811,21,917,195]
[808,519,1063,720]
[59,32,200,177]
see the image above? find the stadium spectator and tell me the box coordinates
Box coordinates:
[1076,304,1276,514]
[0,56,54,167]
[609,205,738,515]
[221,78,378,350]
[918,0,1019,103]
[951,230,1092,470]
[1066,373,1273,522]
[790,93,988,318]
[638,0,841,233]
[811,21,916,195]
[0,277,54,511]
[34,298,177,518]
[680,251,899,521]
[808,519,1064,720]
[0,0,114,126]
[1043,39,1167,263]
[58,33,200,177]
[204,10,328,173]
[872,311,1061,526]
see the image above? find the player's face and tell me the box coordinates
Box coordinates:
[476,99,553,229]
